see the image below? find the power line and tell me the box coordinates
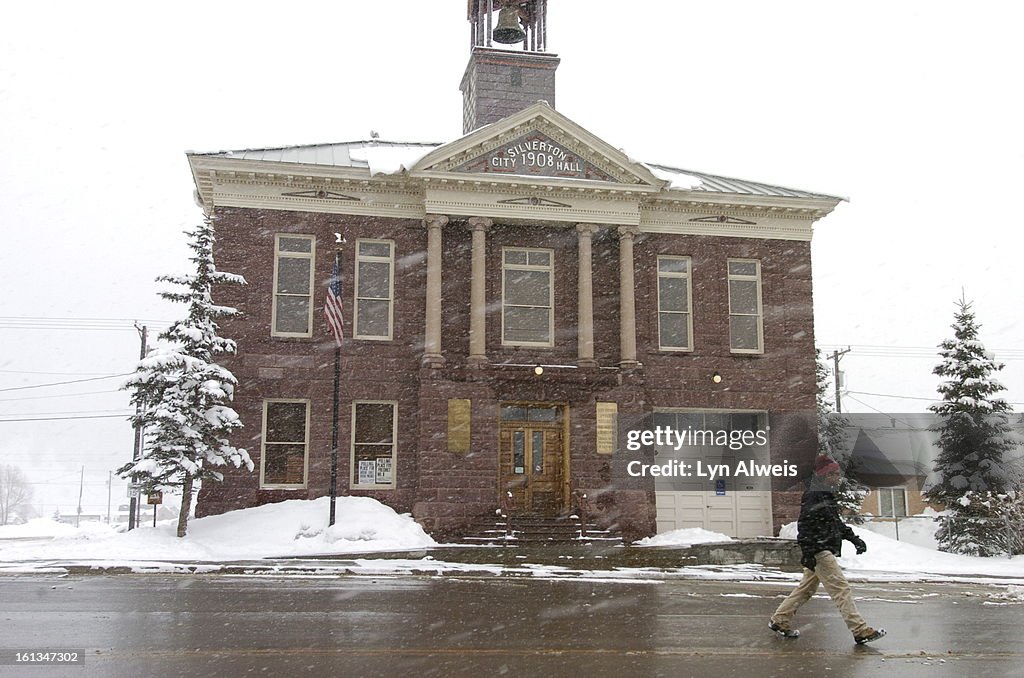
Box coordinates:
[0,388,122,403]
[0,413,131,423]
[846,389,1024,407]
[0,369,116,376]
[0,408,132,417]
[0,373,133,393]
[819,344,1024,360]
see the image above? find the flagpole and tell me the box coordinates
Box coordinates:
[329,248,342,527]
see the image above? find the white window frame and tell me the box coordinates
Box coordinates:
[354,239,395,341]
[501,247,555,347]
[727,258,764,354]
[271,234,316,338]
[259,398,310,489]
[877,486,908,518]
[350,400,398,490]
[657,255,694,351]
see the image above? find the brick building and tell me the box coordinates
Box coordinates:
[188,1,843,541]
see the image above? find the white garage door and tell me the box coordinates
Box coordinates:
[651,411,773,538]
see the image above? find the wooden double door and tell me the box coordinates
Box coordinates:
[499,423,564,515]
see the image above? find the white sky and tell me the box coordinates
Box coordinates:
[2,1,1022,515]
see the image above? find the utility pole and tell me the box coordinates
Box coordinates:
[128,324,148,531]
[75,465,84,528]
[830,348,851,413]
[106,470,112,523]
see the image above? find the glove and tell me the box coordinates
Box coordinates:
[800,553,817,570]
[851,536,867,555]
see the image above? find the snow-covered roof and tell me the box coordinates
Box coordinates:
[192,140,442,173]
[645,163,846,201]
[193,140,844,201]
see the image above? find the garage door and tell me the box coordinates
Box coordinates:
[651,411,773,538]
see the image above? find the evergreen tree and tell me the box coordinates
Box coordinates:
[117,218,252,537]
[815,351,868,521]
[925,299,1019,554]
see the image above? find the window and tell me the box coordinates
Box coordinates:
[657,256,693,350]
[351,401,397,489]
[502,247,554,346]
[261,400,310,488]
[354,239,394,340]
[728,259,763,353]
[878,487,908,517]
[272,235,315,337]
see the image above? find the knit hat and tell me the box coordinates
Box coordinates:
[815,454,841,476]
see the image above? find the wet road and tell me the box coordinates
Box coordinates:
[1,574,1022,677]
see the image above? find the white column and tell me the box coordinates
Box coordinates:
[576,223,599,367]
[423,214,448,367]
[618,226,639,368]
[468,216,492,367]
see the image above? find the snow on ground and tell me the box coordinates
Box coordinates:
[857,510,941,549]
[0,497,434,563]
[778,521,1024,579]
[0,517,121,539]
[632,527,733,547]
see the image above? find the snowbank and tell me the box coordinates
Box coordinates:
[0,497,434,562]
[778,521,1024,579]
[633,527,733,547]
[0,518,119,539]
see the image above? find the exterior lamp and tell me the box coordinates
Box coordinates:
[711,372,722,384]
[534,364,544,376]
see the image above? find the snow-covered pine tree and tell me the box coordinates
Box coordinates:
[925,298,1019,555]
[117,217,252,538]
[815,351,868,521]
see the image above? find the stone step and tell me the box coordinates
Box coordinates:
[460,514,623,546]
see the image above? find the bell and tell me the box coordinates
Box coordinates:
[493,7,526,44]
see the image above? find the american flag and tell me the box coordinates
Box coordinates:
[324,251,344,348]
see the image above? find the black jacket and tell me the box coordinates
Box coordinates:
[797,480,858,558]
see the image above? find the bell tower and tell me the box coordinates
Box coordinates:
[462,0,559,133]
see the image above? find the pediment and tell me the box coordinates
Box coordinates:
[412,102,665,188]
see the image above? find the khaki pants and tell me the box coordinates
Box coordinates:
[771,550,870,635]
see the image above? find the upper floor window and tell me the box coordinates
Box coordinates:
[272,235,315,337]
[728,259,763,353]
[260,399,310,489]
[657,256,693,351]
[354,239,394,340]
[502,247,554,347]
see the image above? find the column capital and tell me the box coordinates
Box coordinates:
[425,214,449,229]
[575,223,600,237]
[467,216,493,232]
[617,225,640,240]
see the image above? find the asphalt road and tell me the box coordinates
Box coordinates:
[2,574,1022,677]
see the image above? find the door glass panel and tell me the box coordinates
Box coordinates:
[501,406,528,421]
[513,431,525,474]
[529,407,558,422]
[532,431,544,474]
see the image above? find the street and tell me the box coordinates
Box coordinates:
[2,573,1022,677]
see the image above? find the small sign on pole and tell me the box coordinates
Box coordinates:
[127,484,141,499]
[146,491,163,505]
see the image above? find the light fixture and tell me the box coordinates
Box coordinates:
[534,364,544,376]
[711,372,722,384]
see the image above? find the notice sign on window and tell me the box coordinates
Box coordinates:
[375,457,392,484]
[358,460,376,486]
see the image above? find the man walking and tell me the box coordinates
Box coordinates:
[769,454,886,645]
